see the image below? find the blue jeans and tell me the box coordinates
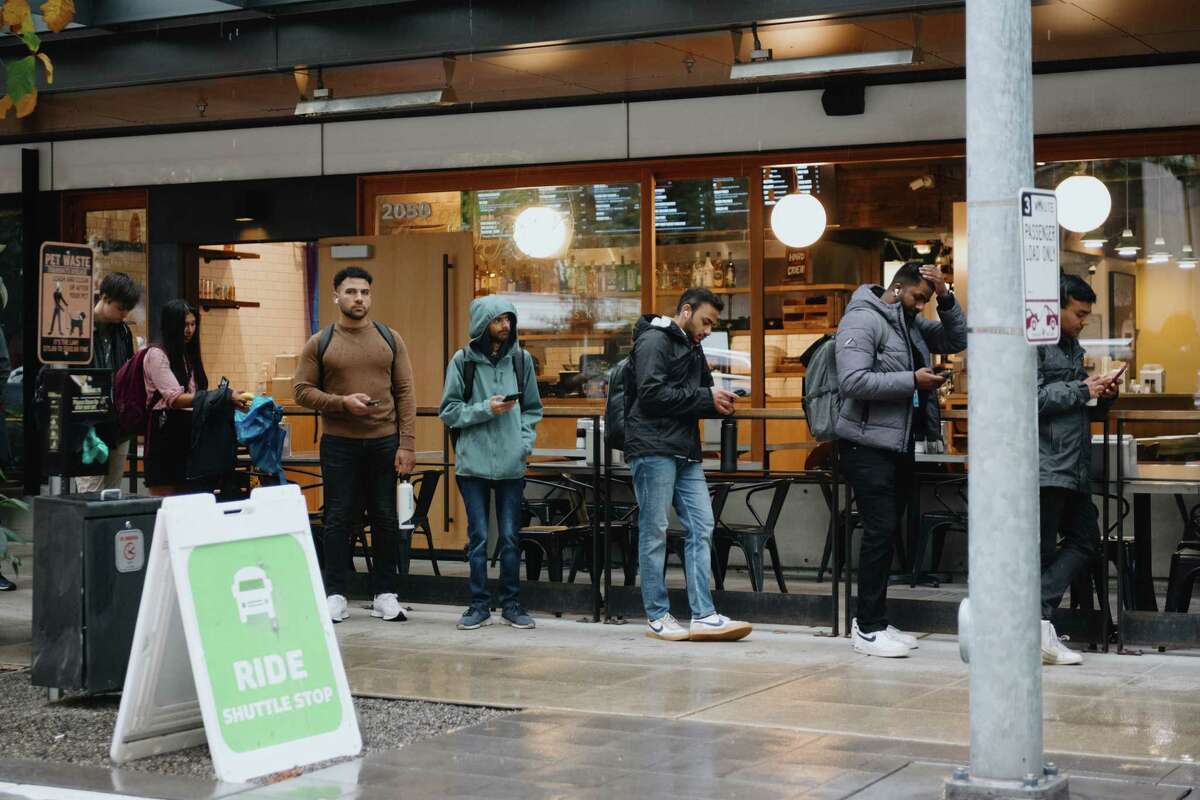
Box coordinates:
[456,476,524,610]
[629,456,716,621]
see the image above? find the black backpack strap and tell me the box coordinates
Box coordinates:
[514,347,528,410]
[316,324,336,390]
[459,348,476,404]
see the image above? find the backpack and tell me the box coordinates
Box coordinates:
[603,358,632,451]
[316,321,396,390]
[800,313,889,441]
[113,348,160,437]
[448,345,529,448]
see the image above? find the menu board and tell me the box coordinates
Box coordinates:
[763,164,828,206]
[654,181,705,232]
[476,184,640,240]
[711,177,749,222]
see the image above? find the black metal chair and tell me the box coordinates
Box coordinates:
[664,482,732,588]
[1165,545,1200,613]
[516,477,591,583]
[560,475,641,586]
[714,479,792,593]
[406,470,443,577]
[908,476,968,587]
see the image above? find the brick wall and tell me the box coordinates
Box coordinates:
[198,242,310,395]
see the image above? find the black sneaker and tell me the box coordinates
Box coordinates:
[501,604,535,629]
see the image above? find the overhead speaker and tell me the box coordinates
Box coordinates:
[821,82,865,117]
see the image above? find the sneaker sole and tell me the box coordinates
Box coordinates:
[501,619,536,629]
[853,642,910,658]
[457,619,492,630]
[688,622,752,642]
[645,630,690,641]
[1041,650,1082,666]
[330,615,348,624]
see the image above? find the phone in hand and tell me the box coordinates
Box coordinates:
[502,392,521,402]
[366,399,382,407]
[1105,364,1128,385]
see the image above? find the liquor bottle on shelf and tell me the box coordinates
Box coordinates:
[702,252,715,289]
[631,258,642,292]
[586,261,597,295]
[659,262,670,290]
[712,251,725,289]
[691,252,702,288]
[725,255,736,288]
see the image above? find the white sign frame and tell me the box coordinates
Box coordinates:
[1019,187,1061,345]
[111,486,361,783]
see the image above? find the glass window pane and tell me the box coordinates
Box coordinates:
[85,208,149,346]
[377,182,642,399]
[653,177,750,397]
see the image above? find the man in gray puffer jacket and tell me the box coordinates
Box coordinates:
[1036,275,1118,666]
[836,263,967,657]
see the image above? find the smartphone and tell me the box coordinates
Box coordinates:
[502,393,521,402]
[934,367,955,378]
[366,399,382,407]
[1105,364,1128,385]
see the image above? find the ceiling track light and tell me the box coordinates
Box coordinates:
[731,14,922,81]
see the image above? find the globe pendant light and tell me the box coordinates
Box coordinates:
[513,206,571,259]
[770,193,827,248]
[1055,173,1111,233]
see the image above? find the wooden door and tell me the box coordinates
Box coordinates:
[317,233,476,550]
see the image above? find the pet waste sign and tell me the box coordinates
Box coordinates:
[111,485,360,782]
[38,241,95,365]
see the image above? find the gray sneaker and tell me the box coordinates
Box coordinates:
[501,604,535,629]
[457,606,491,630]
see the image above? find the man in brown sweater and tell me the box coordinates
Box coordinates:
[294,266,417,624]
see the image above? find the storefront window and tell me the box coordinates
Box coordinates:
[1037,156,1200,398]
[377,182,641,400]
[84,207,149,346]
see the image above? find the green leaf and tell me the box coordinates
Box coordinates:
[4,55,36,104]
[19,29,39,52]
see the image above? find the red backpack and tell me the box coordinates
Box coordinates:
[113,348,160,436]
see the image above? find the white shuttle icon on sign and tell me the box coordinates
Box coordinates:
[231,566,277,626]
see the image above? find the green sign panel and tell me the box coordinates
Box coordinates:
[189,534,342,752]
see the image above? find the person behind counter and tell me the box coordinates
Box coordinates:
[1036,274,1119,666]
[438,296,543,631]
[75,271,142,494]
[143,299,250,497]
[835,263,966,658]
[293,266,417,626]
[624,287,751,643]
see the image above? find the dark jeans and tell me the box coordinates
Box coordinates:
[320,433,405,597]
[457,476,524,611]
[839,440,916,633]
[1040,487,1100,620]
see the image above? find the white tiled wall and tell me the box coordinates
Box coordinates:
[199,242,311,395]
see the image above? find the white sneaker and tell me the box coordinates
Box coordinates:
[689,613,752,642]
[852,618,910,658]
[371,593,407,622]
[645,613,690,641]
[328,594,349,623]
[1041,620,1082,665]
[885,625,919,649]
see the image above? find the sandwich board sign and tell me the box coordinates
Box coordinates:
[1018,188,1061,345]
[111,485,361,782]
[38,241,95,365]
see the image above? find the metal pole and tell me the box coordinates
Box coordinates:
[952,1,1065,797]
[590,413,601,623]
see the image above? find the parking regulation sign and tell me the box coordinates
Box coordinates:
[1019,188,1061,345]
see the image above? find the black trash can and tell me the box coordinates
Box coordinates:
[31,492,162,694]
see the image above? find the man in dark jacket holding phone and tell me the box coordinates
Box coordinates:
[835,263,967,657]
[1036,274,1118,666]
[624,287,751,643]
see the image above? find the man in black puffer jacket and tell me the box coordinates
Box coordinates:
[625,288,751,643]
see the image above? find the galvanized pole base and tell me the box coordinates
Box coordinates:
[945,763,1069,799]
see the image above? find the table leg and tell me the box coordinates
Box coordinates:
[1133,493,1158,612]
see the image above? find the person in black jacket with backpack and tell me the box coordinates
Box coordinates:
[75,272,141,493]
[625,288,751,643]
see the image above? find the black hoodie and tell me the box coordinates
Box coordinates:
[622,314,717,462]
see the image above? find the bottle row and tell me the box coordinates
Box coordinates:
[476,255,643,296]
[200,278,236,301]
[658,250,737,291]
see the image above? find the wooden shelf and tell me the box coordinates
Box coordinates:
[765,283,857,294]
[521,331,628,341]
[199,248,261,262]
[765,328,835,336]
[199,299,261,310]
[766,371,806,378]
[655,287,749,296]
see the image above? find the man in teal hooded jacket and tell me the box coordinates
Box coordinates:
[439,296,543,630]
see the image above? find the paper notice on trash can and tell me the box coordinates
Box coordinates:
[1019,189,1060,345]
